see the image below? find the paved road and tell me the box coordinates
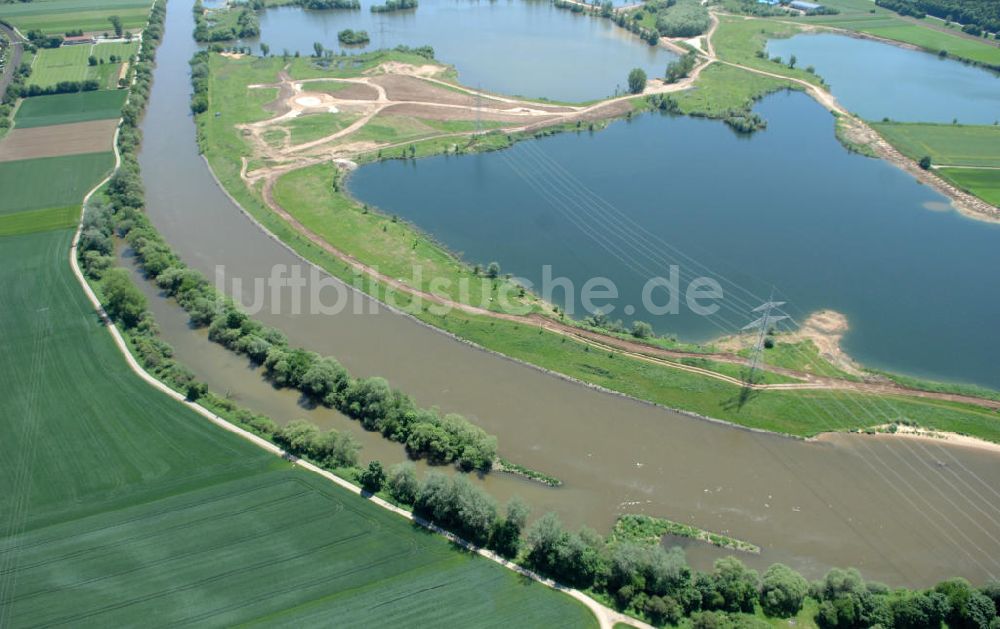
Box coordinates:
[0,22,24,102]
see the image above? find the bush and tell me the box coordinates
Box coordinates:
[102,268,147,327]
[387,462,419,503]
[627,67,647,94]
[359,460,386,492]
[760,563,808,618]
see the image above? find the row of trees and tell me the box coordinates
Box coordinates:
[79,0,365,485]
[876,0,998,34]
[364,449,1000,629]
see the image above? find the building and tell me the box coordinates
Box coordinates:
[62,35,97,46]
[757,0,780,5]
[789,0,823,10]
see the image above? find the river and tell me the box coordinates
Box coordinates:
[135,0,1000,586]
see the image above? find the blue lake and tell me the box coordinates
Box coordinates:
[240,0,675,102]
[349,90,1000,388]
[768,33,1000,124]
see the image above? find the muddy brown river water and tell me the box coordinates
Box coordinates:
[134,0,1000,586]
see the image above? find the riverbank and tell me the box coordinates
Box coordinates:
[191,45,1000,447]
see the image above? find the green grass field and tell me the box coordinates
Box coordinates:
[30,45,93,86]
[28,41,137,88]
[712,17,825,86]
[937,167,1000,206]
[671,62,796,117]
[0,0,152,35]
[0,205,80,235]
[0,152,114,214]
[13,90,128,128]
[871,122,1000,167]
[0,227,598,626]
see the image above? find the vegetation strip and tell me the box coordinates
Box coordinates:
[613,514,761,554]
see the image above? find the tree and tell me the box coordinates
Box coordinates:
[711,557,759,613]
[788,54,797,69]
[260,42,270,57]
[627,67,647,94]
[919,155,932,170]
[760,563,808,618]
[386,462,419,504]
[109,15,123,38]
[489,496,529,558]
[88,55,98,66]
[359,460,386,493]
[313,41,324,58]
[102,268,147,327]
[486,261,501,279]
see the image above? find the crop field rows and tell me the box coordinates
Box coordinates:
[0,0,153,35]
[0,152,114,215]
[13,90,128,128]
[0,226,596,626]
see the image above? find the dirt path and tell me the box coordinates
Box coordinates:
[257,168,1000,411]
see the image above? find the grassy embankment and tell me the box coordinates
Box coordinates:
[871,122,1000,206]
[0,228,597,627]
[198,51,1000,443]
[0,0,153,34]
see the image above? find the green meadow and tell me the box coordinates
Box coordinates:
[28,41,137,89]
[0,152,115,214]
[0,227,598,627]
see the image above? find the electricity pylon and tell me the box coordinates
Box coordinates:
[741,293,788,386]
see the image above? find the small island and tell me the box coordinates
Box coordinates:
[337,28,370,46]
[371,0,418,13]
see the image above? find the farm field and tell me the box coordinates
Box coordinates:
[0,205,79,236]
[0,118,118,161]
[938,167,1000,206]
[13,89,128,128]
[872,122,1000,167]
[0,227,598,627]
[0,152,115,214]
[0,0,152,35]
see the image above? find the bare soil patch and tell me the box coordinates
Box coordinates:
[381,103,561,125]
[369,74,572,113]
[0,119,118,162]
